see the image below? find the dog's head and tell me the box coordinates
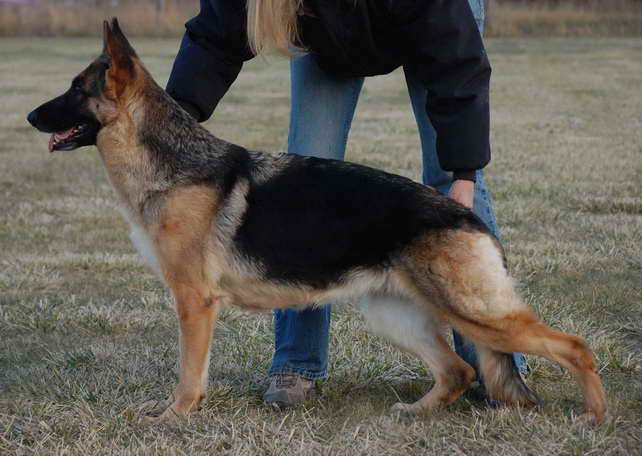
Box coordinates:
[27,18,143,152]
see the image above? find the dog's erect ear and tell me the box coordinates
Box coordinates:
[103,17,137,66]
[102,18,138,97]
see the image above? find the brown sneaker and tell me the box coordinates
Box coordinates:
[263,374,315,408]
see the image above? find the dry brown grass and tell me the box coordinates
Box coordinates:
[1,0,642,37]
[487,0,642,36]
[1,36,641,454]
[0,0,197,37]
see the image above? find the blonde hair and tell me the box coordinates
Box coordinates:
[246,0,304,56]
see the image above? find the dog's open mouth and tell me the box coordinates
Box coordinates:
[48,123,99,153]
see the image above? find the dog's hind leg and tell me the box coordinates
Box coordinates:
[401,230,606,423]
[359,295,476,413]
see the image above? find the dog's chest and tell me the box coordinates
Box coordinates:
[121,208,163,278]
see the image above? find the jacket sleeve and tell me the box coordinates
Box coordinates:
[166,0,254,122]
[397,0,491,180]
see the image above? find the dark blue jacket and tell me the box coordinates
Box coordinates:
[167,0,492,179]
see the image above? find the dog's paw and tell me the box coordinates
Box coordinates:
[390,402,419,414]
[138,396,202,424]
[142,407,181,424]
[137,398,183,424]
[577,410,606,425]
[138,399,169,416]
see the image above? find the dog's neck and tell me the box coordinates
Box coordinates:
[96,109,156,225]
[96,81,238,226]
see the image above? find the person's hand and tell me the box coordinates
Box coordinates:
[448,179,475,209]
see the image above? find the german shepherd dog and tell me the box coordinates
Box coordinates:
[27,19,606,423]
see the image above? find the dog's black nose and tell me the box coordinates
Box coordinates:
[27,110,38,126]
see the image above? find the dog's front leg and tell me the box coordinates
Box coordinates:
[146,284,221,422]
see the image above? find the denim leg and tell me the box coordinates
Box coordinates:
[468,0,527,374]
[403,67,527,378]
[269,304,332,380]
[287,54,365,161]
[269,54,365,379]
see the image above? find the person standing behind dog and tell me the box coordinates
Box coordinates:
[166,0,526,406]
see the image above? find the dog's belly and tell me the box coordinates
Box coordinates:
[358,294,441,351]
[212,263,395,312]
[218,278,320,310]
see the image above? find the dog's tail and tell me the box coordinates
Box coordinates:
[475,346,541,405]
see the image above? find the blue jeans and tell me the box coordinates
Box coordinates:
[269,0,526,381]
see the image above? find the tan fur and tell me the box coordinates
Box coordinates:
[97,122,151,218]
[403,230,525,319]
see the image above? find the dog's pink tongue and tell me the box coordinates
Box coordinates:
[48,128,75,153]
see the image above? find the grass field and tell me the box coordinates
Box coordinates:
[1,37,641,455]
